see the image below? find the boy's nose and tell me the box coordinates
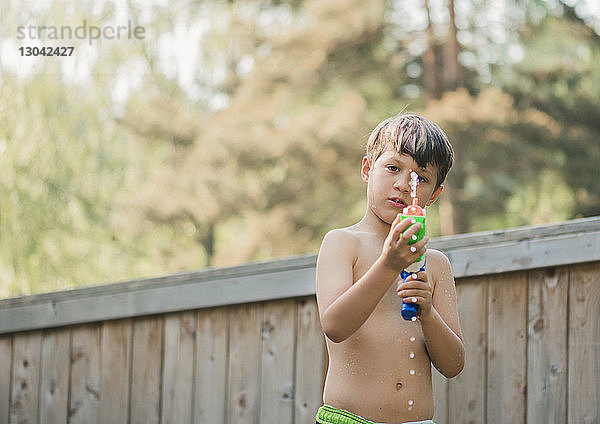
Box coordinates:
[393,172,411,192]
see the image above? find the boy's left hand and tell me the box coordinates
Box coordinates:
[397,270,433,319]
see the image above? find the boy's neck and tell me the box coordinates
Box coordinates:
[356,210,393,239]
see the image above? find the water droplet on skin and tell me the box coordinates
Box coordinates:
[411,297,417,303]
[411,234,418,240]
[411,316,417,322]
[410,369,415,375]
[409,352,415,359]
[408,400,414,406]
[408,406,413,411]
[410,336,416,342]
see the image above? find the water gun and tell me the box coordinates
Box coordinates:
[400,198,426,321]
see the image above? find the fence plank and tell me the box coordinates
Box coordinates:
[527,267,568,424]
[10,331,42,424]
[69,324,102,424]
[568,262,600,424]
[0,336,12,424]
[98,320,132,424]
[130,316,163,424]
[227,303,262,424]
[161,312,196,424]
[195,308,228,424]
[431,367,447,424]
[260,299,295,423]
[448,277,487,424]
[39,329,70,424]
[487,272,527,424]
[294,297,326,424]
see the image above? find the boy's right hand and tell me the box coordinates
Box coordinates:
[380,214,428,272]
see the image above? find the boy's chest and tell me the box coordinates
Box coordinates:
[353,240,386,282]
[352,243,434,313]
[353,247,404,308]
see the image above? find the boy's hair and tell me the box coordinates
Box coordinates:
[366,113,454,188]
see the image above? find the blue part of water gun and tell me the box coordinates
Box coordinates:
[400,262,426,321]
[400,301,419,321]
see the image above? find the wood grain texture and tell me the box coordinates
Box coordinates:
[195,308,228,424]
[431,366,447,424]
[448,277,487,424]
[0,230,596,424]
[227,303,262,424]
[69,324,102,424]
[294,297,326,424]
[161,312,196,424]
[10,331,42,424]
[130,316,163,424]
[98,320,132,424]
[527,267,568,424]
[0,336,12,424]
[39,329,70,424]
[568,262,600,424]
[486,272,527,424]
[259,300,295,423]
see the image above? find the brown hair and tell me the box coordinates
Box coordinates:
[366,113,454,188]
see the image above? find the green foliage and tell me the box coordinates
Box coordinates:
[1,0,599,296]
[502,15,600,217]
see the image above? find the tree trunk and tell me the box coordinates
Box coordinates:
[423,0,442,100]
[438,196,456,236]
[444,0,462,91]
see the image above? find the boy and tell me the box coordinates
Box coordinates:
[315,113,464,424]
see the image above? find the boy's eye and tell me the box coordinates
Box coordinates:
[387,165,399,172]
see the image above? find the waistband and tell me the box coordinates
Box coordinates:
[316,404,435,424]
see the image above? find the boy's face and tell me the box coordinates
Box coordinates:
[361,149,443,225]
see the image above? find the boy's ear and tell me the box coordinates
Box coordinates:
[360,156,371,183]
[426,185,444,206]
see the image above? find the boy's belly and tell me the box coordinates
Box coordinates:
[322,302,434,423]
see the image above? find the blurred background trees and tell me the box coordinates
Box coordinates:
[1,0,599,296]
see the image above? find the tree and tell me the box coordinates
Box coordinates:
[122,0,387,266]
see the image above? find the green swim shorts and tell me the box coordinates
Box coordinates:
[316,404,435,424]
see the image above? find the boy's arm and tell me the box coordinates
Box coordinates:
[419,250,465,378]
[316,218,425,343]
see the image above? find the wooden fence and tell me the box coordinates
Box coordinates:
[0,217,599,424]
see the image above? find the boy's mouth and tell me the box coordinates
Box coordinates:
[388,198,407,209]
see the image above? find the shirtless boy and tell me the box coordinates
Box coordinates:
[315,113,465,424]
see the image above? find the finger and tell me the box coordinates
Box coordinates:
[397,287,430,298]
[414,270,428,281]
[399,221,422,243]
[399,295,426,305]
[393,217,415,234]
[391,218,415,243]
[385,214,403,244]
[400,273,421,285]
[398,278,432,291]
[410,235,428,250]
[391,213,402,228]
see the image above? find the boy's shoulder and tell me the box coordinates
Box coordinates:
[318,225,368,260]
[426,248,450,265]
[321,226,360,249]
[425,248,454,288]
